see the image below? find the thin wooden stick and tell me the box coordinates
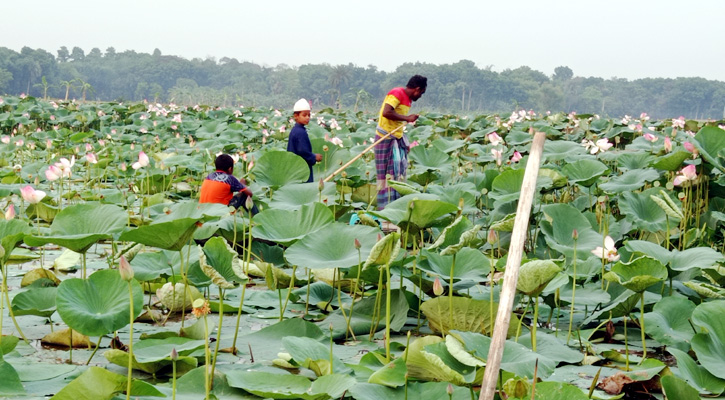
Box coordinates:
[479,130,546,400]
[323,124,406,182]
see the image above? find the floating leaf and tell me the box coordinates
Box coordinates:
[643,296,696,351]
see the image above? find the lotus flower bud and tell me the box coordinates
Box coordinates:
[433,277,444,296]
[487,230,498,245]
[354,238,361,249]
[5,204,15,220]
[245,195,254,211]
[318,179,324,192]
[446,383,454,396]
[572,229,579,240]
[118,255,134,282]
[170,347,179,361]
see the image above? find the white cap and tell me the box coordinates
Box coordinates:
[293,98,311,112]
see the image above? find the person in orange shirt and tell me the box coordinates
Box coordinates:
[199,154,258,215]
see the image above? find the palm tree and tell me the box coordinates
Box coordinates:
[329,65,351,108]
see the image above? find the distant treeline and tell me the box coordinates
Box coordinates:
[1,46,724,119]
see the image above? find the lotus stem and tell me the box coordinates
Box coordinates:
[567,237,578,345]
[624,315,629,370]
[203,312,211,399]
[640,292,647,360]
[345,249,363,341]
[82,252,87,280]
[329,323,334,375]
[85,335,103,365]
[69,328,73,363]
[280,265,297,321]
[210,287,224,386]
[448,253,456,332]
[1,264,28,343]
[385,260,392,362]
[304,268,311,317]
[369,267,384,340]
[531,296,539,352]
[230,282,247,353]
[171,357,177,400]
[126,281,134,400]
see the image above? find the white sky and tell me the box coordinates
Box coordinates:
[4,0,725,81]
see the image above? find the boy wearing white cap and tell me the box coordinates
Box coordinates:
[287,98,322,182]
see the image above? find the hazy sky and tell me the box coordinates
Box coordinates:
[5,0,725,81]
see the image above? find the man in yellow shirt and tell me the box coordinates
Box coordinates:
[374,74,427,209]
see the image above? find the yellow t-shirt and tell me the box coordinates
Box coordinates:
[376,87,411,139]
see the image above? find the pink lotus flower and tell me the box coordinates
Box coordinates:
[487,132,503,146]
[21,185,46,204]
[120,162,127,171]
[683,142,697,154]
[591,235,619,262]
[643,133,658,142]
[330,137,343,147]
[132,151,150,170]
[1,136,9,144]
[85,143,93,151]
[410,140,419,148]
[510,151,523,163]
[664,137,672,153]
[639,112,650,122]
[672,116,685,129]
[86,153,98,164]
[45,165,62,181]
[172,114,182,123]
[118,256,134,282]
[673,164,697,186]
[5,204,15,219]
[433,277,444,296]
[582,138,613,154]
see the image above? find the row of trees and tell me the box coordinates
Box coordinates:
[1,46,724,119]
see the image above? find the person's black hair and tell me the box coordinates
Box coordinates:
[406,75,427,90]
[215,154,235,171]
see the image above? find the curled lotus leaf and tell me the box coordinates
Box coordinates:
[603,256,668,293]
[364,232,401,267]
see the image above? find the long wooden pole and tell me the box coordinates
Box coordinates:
[323,124,406,182]
[479,130,546,400]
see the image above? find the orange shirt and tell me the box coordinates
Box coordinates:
[199,170,244,205]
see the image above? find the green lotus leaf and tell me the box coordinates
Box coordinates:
[615,152,656,171]
[226,369,354,400]
[133,336,205,363]
[539,168,568,188]
[660,375,701,400]
[291,282,352,310]
[598,168,660,193]
[420,296,518,337]
[445,334,485,367]
[24,204,126,253]
[269,181,338,210]
[0,335,19,355]
[683,281,725,298]
[0,219,31,265]
[440,224,481,256]
[11,286,57,317]
[643,296,696,352]
[539,203,603,259]
[56,269,144,337]
[404,336,465,385]
[239,318,325,361]
[282,336,348,376]
[285,223,380,270]
[252,150,311,189]
[0,352,24,395]
[199,237,246,289]
[368,357,407,387]
[694,125,725,172]
[369,194,458,229]
[603,256,667,292]
[651,150,693,171]
[324,289,409,339]
[513,381,589,400]
[364,232,400,267]
[623,240,672,265]
[561,159,609,187]
[490,168,553,204]
[489,213,516,232]
[691,300,725,379]
[543,140,588,162]
[517,331,584,364]
[103,349,197,375]
[428,215,472,252]
[619,189,678,232]
[417,248,491,283]
[120,202,228,251]
[451,330,556,379]
[670,247,725,271]
[253,202,334,245]
[667,347,725,395]
[408,145,452,171]
[349,382,472,400]
[195,120,228,139]
[129,245,201,282]
[49,366,163,400]
[516,259,562,296]
[387,179,421,195]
